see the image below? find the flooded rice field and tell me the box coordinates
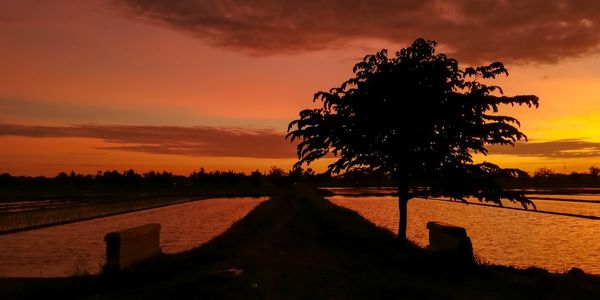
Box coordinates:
[0,197,267,277]
[327,188,600,274]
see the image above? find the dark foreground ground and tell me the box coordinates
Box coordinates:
[2,186,600,299]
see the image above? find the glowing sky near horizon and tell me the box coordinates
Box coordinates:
[1,0,600,176]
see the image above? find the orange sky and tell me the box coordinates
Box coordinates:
[1,0,600,176]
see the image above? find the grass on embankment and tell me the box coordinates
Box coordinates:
[2,186,600,299]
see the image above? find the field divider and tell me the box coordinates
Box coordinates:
[425,198,600,220]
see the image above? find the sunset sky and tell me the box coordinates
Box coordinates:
[1,0,600,176]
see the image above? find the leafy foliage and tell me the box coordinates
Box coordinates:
[287,38,539,208]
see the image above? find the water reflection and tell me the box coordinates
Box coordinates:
[0,197,267,277]
[329,195,600,274]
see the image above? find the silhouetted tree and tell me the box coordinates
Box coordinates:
[267,166,287,185]
[251,170,263,185]
[124,169,142,186]
[590,166,600,177]
[143,171,174,186]
[287,166,301,182]
[534,167,555,178]
[287,38,539,243]
[190,168,208,185]
[0,173,16,187]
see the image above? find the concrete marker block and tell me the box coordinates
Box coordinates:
[104,223,162,272]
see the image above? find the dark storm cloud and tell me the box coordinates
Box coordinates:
[488,139,600,158]
[115,0,600,63]
[0,123,294,158]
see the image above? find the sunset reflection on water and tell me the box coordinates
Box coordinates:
[329,194,600,274]
[0,197,267,277]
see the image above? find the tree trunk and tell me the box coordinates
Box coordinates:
[398,195,409,243]
[397,180,411,245]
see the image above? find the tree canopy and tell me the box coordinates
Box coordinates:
[287,38,539,241]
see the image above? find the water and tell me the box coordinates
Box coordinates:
[327,189,600,274]
[0,197,267,277]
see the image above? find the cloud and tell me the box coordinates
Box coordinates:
[0,123,295,159]
[488,139,600,158]
[4,124,600,160]
[0,98,288,128]
[115,0,600,63]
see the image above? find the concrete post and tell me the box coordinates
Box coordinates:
[104,223,162,273]
[426,221,474,263]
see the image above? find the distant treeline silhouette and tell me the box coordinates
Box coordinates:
[2,166,600,190]
[0,167,392,190]
[515,166,600,188]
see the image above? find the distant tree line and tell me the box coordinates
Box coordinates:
[2,166,600,190]
[0,167,293,190]
[507,166,600,188]
[0,167,392,190]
